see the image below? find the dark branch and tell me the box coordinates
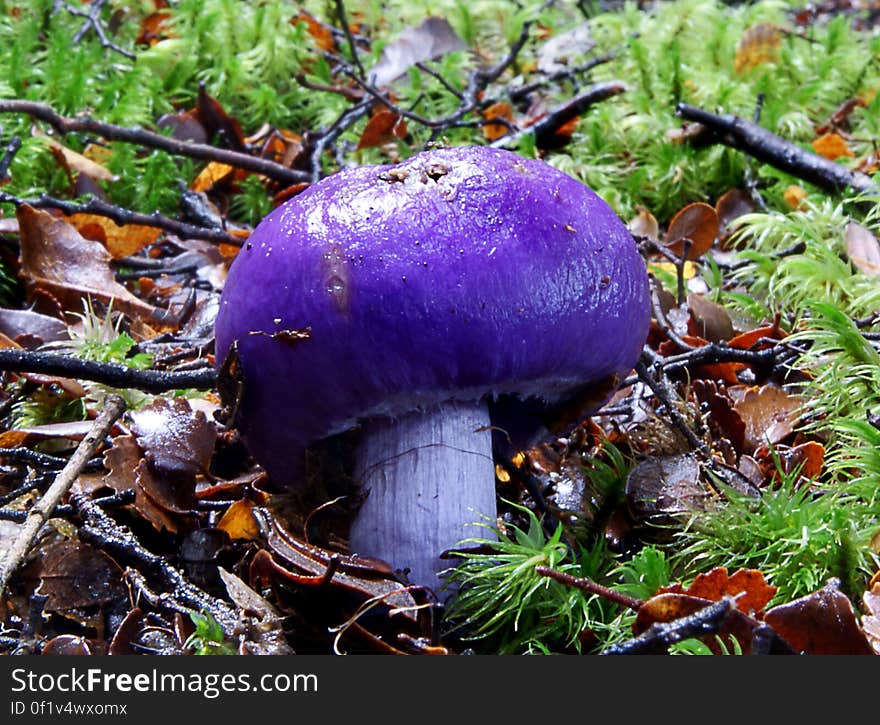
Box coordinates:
[0,135,22,180]
[0,190,243,246]
[536,565,643,611]
[57,0,136,60]
[676,103,878,195]
[0,100,309,186]
[0,349,217,393]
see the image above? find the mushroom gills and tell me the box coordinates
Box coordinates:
[350,400,497,593]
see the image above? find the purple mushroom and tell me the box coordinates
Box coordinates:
[214,146,649,592]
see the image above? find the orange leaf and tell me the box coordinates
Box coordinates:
[660,567,777,616]
[191,162,235,193]
[812,132,855,160]
[783,184,807,209]
[291,10,336,52]
[735,23,781,73]
[67,214,162,259]
[481,101,514,141]
[218,499,260,541]
[356,110,407,150]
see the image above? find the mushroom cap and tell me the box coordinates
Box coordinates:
[215,146,649,485]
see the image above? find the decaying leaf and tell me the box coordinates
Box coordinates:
[480,101,515,142]
[218,567,294,655]
[291,9,336,52]
[763,579,874,655]
[357,109,408,149]
[130,397,217,479]
[862,582,880,655]
[218,499,261,541]
[664,202,718,260]
[38,540,126,616]
[0,307,68,348]
[628,206,659,239]
[735,23,781,73]
[845,222,880,277]
[16,205,156,321]
[369,17,468,87]
[731,384,802,451]
[66,213,162,260]
[625,453,711,522]
[535,22,595,75]
[687,293,734,343]
[35,129,117,183]
[783,184,807,209]
[715,188,755,236]
[658,567,777,616]
[812,132,855,160]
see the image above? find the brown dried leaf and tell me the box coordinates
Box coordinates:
[357,110,408,150]
[659,567,777,616]
[732,384,802,451]
[692,379,747,454]
[845,222,880,277]
[16,205,156,321]
[130,397,217,478]
[103,433,180,533]
[195,86,245,151]
[136,8,172,46]
[812,132,855,160]
[191,162,235,193]
[664,202,718,260]
[764,580,874,655]
[0,307,68,347]
[41,635,93,655]
[67,213,162,260]
[687,293,734,343]
[36,130,117,183]
[156,110,208,144]
[369,17,468,87]
[625,453,711,522]
[38,540,125,612]
[735,23,781,73]
[715,188,755,235]
[783,184,808,210]
[862,582,880,655]
[628,206,660,239]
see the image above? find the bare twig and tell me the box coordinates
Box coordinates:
[72,493,237,635]
[0,394,126,597]
[0,490,135,523]
[492,80,627,149]
[676,103,878,195]
[601,597,735,655]
[536,565,643,611]
[56,0,136,60]
[0,135,21,180]
[0,190,244,245]
[0,348,217,393]
[0,100,310,186]
[333,0,366,79]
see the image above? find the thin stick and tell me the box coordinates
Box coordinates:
[0,100,309,186]
[676,103,878,195]
[0,348,217,393]
[0,190,243,246]
[536,565,643,611]
[0,394,126,597]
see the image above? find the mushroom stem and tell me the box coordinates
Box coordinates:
[350,400,497,594]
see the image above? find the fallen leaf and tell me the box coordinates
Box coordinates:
[38,540,125,613]
[67,213,162,260]
[625,453,711,522]
[16,205,156,322]
[715,188,755,236]
[783,184,807,209]
[764,579,874,655]
[357,109,408,149]
[291,9,336,52]
[103,434,180,533]
[687,293,734,343]
[735,23,781,73]
[732,384,802,451]
[130,397,217,478]
[195,86,246,152]
[218,567,294,655]
[659,567,777,616]
[35,129,117,183]
[480,101,515,142]
[812,132,855,160]
[628,206,660,239]
[0,307,68,348]
[633,592,762,654]
[862,582,880,655]
[664,202,718,260]
[845,222,880,277]
[369,17,468,87]
[41,635,93,655]
[536,22,595,75]
[218,499,260,541]
[691,379,747,455]
[156,110,208,144]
